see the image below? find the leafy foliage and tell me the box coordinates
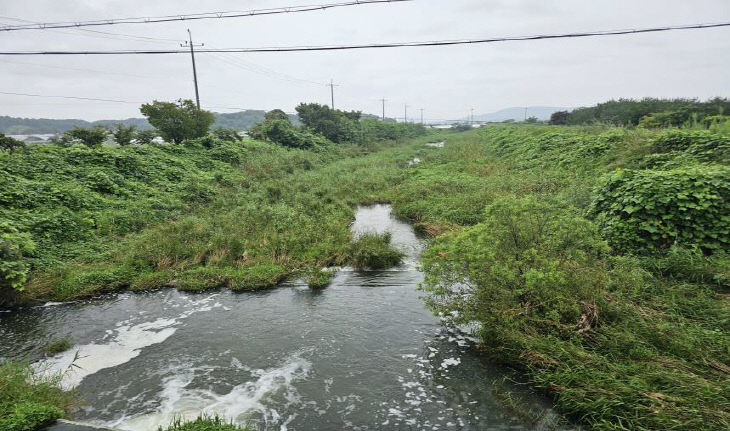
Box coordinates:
[565,97,729,126]
[0,133,25,152]
[60,126,109,148]
[140,99,215,143]
[591,166,730,253]
[112,123,136,146]
[295,103,360,143]
[0,362,74,431]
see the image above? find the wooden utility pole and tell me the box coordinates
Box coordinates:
[420,108,424,124]
[181,29,203,109]
[380,98,387,120]
[404,104,408,123]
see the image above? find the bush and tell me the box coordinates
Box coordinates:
[134,129,158,144]
[0,133,25,152]
[650,129,730,163]
[421,196,609,344]
[211,127,241,142]
[0,222,36,294]
[61,126,108,148]
[348,232,404,270]
[249,119,329,149]
[591,166,730,253]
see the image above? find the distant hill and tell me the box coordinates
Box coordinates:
[0,110,299,134]
[469,106,568,123]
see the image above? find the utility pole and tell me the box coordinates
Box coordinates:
[181,29,203,109]
[329,79,339,110]
[420,108,424,124]
[524,107,528,121]
[404,104,408,123]
[470,108,474,125]
[379,98,387,121]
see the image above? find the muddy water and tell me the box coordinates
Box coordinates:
[1,205,559,430]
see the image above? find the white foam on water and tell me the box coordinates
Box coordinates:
[41,301,71,307]
[35,295,221,389]
[107,354,312,431]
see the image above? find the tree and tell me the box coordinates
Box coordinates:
[112,124,136,146]
[139,99,214,143]
[295,103,358,143]
[62,126,108,148]
[264,109,291,123]
[0,133,25,152]
[134,129,158,145]
[525,116,539,124]
[212,127,241,142]
[549,111,570,125]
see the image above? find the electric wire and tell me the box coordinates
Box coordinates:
[0,1,412,32]
[0,21,726,55]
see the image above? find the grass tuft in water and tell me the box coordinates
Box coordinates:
[43,337,72,357]
[304,267,336,289]
[348,232,404,270]
[158,415,251,431]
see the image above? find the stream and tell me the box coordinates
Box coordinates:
[1,205,560,430]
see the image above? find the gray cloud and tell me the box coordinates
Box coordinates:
[1,0,729,120]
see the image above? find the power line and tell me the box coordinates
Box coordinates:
[0,90,282,113]
[0,90,142,104]
[1,21,726,56]
[0,0,412,32]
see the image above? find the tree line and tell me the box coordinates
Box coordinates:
[2,99,427,151]
[549,97,729,127]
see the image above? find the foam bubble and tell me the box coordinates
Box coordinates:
[107,354,312,431]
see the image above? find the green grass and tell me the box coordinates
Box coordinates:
[158,416,251,431]
[348,232,405,270]
[42,338,72,357]
[0,362,75,431]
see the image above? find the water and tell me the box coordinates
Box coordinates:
[1,205,559,430]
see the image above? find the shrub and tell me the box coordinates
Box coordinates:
[0,222,36,293]
[421,196,609,345]
[211,127,241,142]
[134,129,158,144]
[0,133,25,152]
[249,119,329,149]
[591,166,730,253]
[348,232,404,270]
[649,129,730,163]
[61,126,108,148]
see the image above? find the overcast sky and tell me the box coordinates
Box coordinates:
[1,0,729,121]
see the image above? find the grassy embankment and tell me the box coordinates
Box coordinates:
[414,126,729,430]
[2,124,729,430]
